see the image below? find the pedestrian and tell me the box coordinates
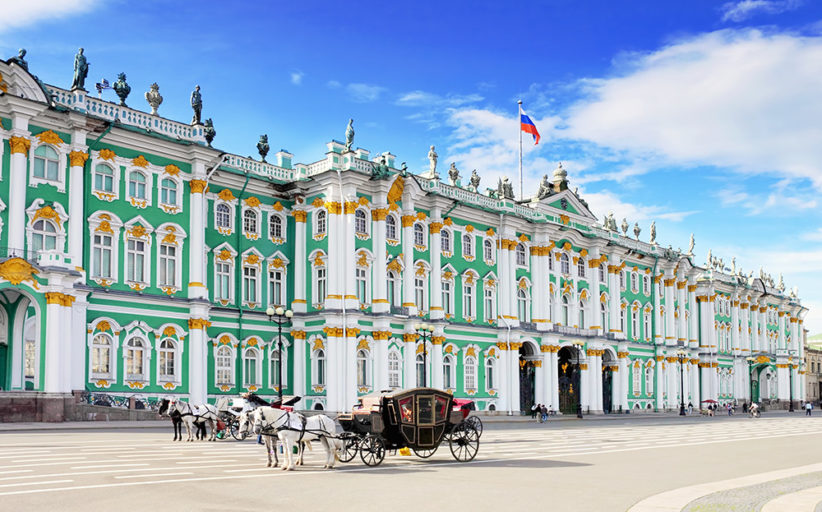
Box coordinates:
[742,402,748,414]
[540,404,548,423]
[687,402,693,415]
[531,403,538,421]
[727,403,732,416]
[806,401,813,416]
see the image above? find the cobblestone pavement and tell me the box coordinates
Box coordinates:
[1,415,821,511]
[684,471,822,511]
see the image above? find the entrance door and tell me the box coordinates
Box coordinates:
[558,347,579,415]
[752,379,759,403]
[519,362,535,412]
[602,368,613,413]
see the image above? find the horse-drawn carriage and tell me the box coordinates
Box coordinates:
[336,387,481,466]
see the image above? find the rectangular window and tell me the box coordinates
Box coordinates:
[269,269,284,306]
[316,267,327,303]
[216,350,232,385]
[356,268,367,303]
[244,266,258,303]
[159,244,176,286]
[244,357,258,386]
[415,277,425,309]
[92,234,112,279]
[463,284,474,319]
[159,352,174,379]
[215,262,231,301]
[127,239,145,283]
[484,287,495,321]
[442,281,452,315]
[465,361,476,390]
[34,157,59,180]
[388,356,400,388]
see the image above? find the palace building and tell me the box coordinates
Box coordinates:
[0,53,809,418]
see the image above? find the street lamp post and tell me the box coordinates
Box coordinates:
[746,357,755,406]
[414,323,435,386]
[571,340,585,419]
[677,350,688,416]
[788,353,795,413]
[265,305,293,402]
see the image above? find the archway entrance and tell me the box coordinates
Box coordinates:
[519,343,536,412]
[602,351,614,414]
[558,346,580,415]
[0,289,41,391]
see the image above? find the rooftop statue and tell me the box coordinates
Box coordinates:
[604,211,616,231]
[191,85,202,125]
[71,47,88,91]
[778,273,785,292]
[500,176,514,199]
[620,218,629,236]
[649,221,657,244]
[469,169,480,191]
[426,145,438,178]
[257,134,270,162]
[371,155,390,180]
[144,82,163,115]
[203,118,216,147]
[731,257,736,275]
[706,249,712,268]
[448,162,460,186]
[112,72,130,106]
[8,48,28,71]
[344,118,354,152]
[688,234,694,256]
[400,162,408,177]
[536,174,551,199]
[633,222,641,240]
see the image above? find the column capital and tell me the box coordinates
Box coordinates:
[9,136,30,155]
[68,150,89,167]
[189,179,207,194]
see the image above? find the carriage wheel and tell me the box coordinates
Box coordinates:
[339,434,360,463]
[412,446,438,458]
[359,435,386,466]
[465,415,483,437]
[449,422,479,462]
[230,421,248,441]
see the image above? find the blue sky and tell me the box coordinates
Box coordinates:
[3,0,822,333]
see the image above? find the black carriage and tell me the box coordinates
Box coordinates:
[336,387,480,466]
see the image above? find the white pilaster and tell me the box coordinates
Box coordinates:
[292,209,307,312]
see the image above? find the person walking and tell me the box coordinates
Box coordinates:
[540,404,548,423]
[687,402,693,415]
[806,401,813,416]
[531,403,538,421]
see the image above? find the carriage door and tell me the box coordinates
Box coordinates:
[518,345,536,413]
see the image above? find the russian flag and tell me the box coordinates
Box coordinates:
[520,106,540,145]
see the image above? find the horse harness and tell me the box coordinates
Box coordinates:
[258,410,332,442]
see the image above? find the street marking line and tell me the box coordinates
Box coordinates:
[0,479,73,488]
[761,484,822,512]
[69,463,149,469]
[627,463,822,512]
[11,457,87,463]
[115,473,193,479]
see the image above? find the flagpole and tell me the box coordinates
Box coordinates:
[518,99,523,202]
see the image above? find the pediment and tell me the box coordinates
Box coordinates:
[530,189,598,223]
[0,60,50,104]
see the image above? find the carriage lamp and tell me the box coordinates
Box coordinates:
[676,350,688,416]
[571,340,585,418]
[415,323,435,387]
[266,306,294,401]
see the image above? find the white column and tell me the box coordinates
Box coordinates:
[593,352,603,412]
[677,280,687,344]
[732,298,741,352]
[343,195,358,310]
[401,212,416,315]
[580,354,590,413]
[7,134,30,255]
[404,334,416,388]
[498,239,510,321]
[532,240,546,329]
[344,331,357,410]
[609,256,621,337]
[550,349,560,414]
[187,313,209,404]
[690,358,700,406]
[778,312,786,351]
[655,355,664,410]
[292,331,306,399]
[541,344,552,409]
[509,339,521,413]
[292,210,307,312]
[664,273,676,346]
[429,216,443,319]
[431,336,443,389]
[70,295,88,391]
[188,170,207,299]
[325,196,343,310]
[67,142,88,268]
[43,295,64,393]
[507,241,518,326]
[688,284,698,348]
[588,251,601,333]
[325,331,340,411]
[535,358,545,405]
[496,341,509,412]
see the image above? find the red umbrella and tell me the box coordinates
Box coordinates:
[701,399,718,403]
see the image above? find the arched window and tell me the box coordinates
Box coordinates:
[91,334,112,378]
[443,354,455,389]
[560,253,570,274]
[216,204,231,229]
[33,145,59,180]
[485,357,495,390]
[387,271,399,307]
[128,171,147,200]
[631,272,639,293]
[31,219,58,252]
[484,239,494,262]
[579,300,586,328]
[243,347,260,386]
[517,288,529,322]
[94,163,114,192]
[270,348,282,389]
[125,337,146,380]
[643,275,650,295]
[643,311,651,341]
[386,214,397,240]
[631,307,639,340]
[158,339,176,381]
[599,263,606,281]
[464,356,477,391]
[578,258,586,278]
[269,215,283,239]
[314,349,326,386]
[516,243,527,266]
[216,345,233,386]
[414,223,425,246]
[315,210,327,235]
[645,365,654,396]
[355,209,367,234]
[561,295,570,326]
[416,354,426,387]
[462,233,473,257]
[388,351,401,388]
[356,349,370,387]
[441,229,451,253]
[243,209,258,235]
[160,178,177,205]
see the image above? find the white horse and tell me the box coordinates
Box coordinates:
[251,407,341,470]
[168,400,219,441]
[238,410,313,468]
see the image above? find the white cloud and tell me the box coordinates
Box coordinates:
[720,0,803,22]
[290,71,304,85]
[802,228,822,242]
[346,83,386,103]
[396,90,483,108]
[582,189,698,228]
[717,182,818,215]
[326,80,341,89]
[0,0,100,32]
[565,29,822,191]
